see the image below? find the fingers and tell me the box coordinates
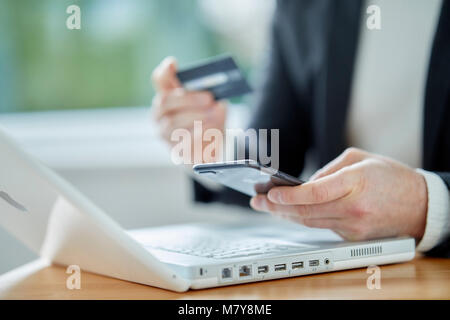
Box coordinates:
[310,147,368,181]
[250,194,347,219]
[301,218,346,230]
[151,57,225,151]
[275,214,345,231]
[158,111,209,141]
[152,89,215,120]
[151,56,182,92]
[152,57,215,121]
[151,56,215,119]
[250,195,347,231]
[267,168,358,205]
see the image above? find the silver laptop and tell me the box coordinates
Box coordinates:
[0,128,415,292]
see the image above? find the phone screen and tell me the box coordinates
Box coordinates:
[194,161,303,197]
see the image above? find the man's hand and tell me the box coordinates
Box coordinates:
[151,56,227,164]
[250,148,428,242]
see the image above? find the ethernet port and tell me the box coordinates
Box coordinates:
[221,267,232,279]
[239,265,252,277]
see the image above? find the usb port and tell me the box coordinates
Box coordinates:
[292,261,304,269]
[257,266,269,274]
[274,264,287,271]
[239,265,252,277]
[309,259,320,267]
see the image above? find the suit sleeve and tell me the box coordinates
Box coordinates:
[192,1,312,208]
[436,172,450,189]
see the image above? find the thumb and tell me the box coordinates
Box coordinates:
[151,56,182,93]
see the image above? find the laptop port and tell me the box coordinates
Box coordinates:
[239,265,252,277]
[292,261,304,269]
[221,267,232,279]
[274,264,287,271]
[324,258,330,265]
[309,259,320,267]
[257,265,269,274]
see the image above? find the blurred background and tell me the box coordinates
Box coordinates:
[0,0,275,274]
[0,0,275,112]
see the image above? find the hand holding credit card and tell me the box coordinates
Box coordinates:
[176,55,252,100]
[152,55,248,164]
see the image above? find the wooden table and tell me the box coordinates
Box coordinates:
[1,255,449,299]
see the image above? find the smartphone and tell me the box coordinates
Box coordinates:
[193,160,304,197]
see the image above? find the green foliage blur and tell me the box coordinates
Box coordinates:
[0,0,248,113]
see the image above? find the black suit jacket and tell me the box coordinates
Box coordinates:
[194,0,450,256]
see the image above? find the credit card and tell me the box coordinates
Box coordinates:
[176,55,252,100]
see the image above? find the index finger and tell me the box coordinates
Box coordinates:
[267,169,357,205]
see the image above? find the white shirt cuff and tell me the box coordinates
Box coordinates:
[415,169,450,252]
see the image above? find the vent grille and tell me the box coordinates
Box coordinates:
[350,245,382,257]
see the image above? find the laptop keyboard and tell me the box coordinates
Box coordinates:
[146,238,302,259]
